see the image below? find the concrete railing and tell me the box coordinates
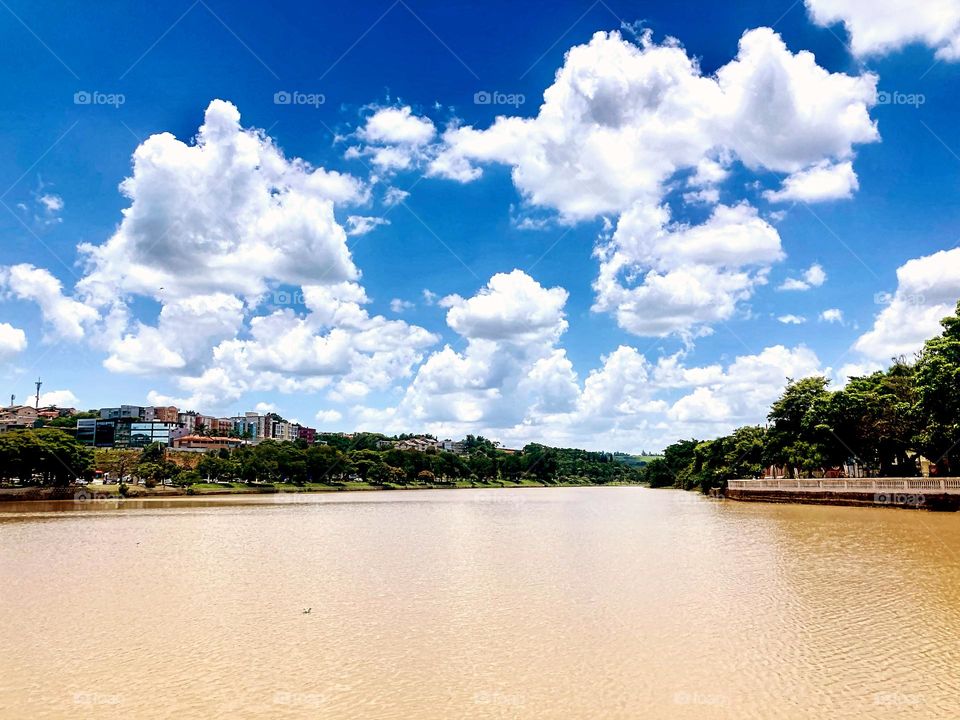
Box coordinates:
[728,478,960,493]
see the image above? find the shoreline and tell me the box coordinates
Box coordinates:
[0,479,645,504]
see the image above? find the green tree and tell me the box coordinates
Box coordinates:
[914,301,960,473]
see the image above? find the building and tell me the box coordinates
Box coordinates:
[76,418,116,447]
[176,412,196,433]
[172,435,244,452]
[100,405,146,421]
[441,439,467,455]
[37,405,75,420]
[77,418,179,448]
[297,425,316,443]
[151,406,179,423]
[0,405,40,430]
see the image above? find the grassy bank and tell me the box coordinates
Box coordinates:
[0,477,643,502]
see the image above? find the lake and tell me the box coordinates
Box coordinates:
[1,487,958,719]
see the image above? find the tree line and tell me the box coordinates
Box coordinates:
[191,437,641,486]
[643,301,960,492]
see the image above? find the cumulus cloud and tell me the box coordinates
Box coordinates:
[778,314,807,324]
[356,268,825,451]
[594,202,782,337]
[0,264,98,341]
[345,215,389,236]
[104,293,245,374]
[427,27,877,337]
[763,161,859,203]
[441,270,568,343]
[389,271,578,429]
[37,389,78,407]
[779,263,827,291]
[430,28,876,217]
[806,0,960,59]
[315,409,343,425]
[0,322,27,358]
[348,106,436,172]
[820,308,844,323]
[77,99,364,305]
[390,298,415,313]
[150,282,439,411]
[854,248,960,359]
[3,99,442,416]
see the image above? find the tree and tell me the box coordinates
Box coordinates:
[0,429,93,485]
[765,377,833,477]
[914,301,960,473]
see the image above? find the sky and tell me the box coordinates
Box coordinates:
[1,0,960,452]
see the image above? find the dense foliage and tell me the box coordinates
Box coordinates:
[189,439,642,486]
[643,302,960,492]
[0,429,94,485]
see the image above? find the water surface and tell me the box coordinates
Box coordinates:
[1,487,958,719]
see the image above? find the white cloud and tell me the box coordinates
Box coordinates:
[255,401,278,414]
[383,187,410,206]
[430,28,877,219]
[104,293,245,374]
[0,322,27,358]
[77,99,364,305]
[764,161,859,203]
[0,264,98,341]
[358,106,436,146]
[387,271,578,430]
[37,389,78,407]
[154,282,439,411]
[779,263,827,291]
[806,0,960,59]
[422,289,438,305]
[820,308,844,323]
[390,298,415,313]
[778,314,807,324]
[24,99,442,416]
[594,202,782,337]
[834,360,883,387]
[350,106,436,172]
[427,27,876,338]
[441,270,568,343]
[355,266,826,451]
[38,193,64,214]
[854,247,960,359]
[346,215,389,236]
[315,409,343,425]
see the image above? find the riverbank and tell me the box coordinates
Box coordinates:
[726,477,960,511]
[0,478,642,503]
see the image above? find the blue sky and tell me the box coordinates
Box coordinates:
[1,0,960,451]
